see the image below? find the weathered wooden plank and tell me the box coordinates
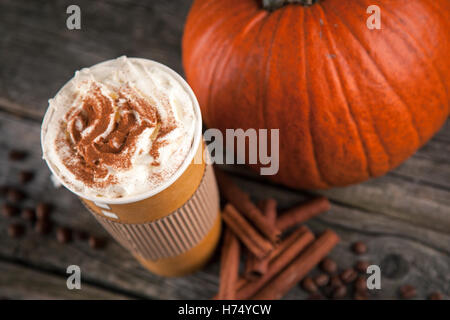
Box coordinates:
[0,260,130,299]
[0,0,192,119]
[0,112,449,299]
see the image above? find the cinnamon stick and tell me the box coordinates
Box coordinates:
[236,226,315,299]
[259,198,277,221]
[222,203,273,259]
[251,229,340,300]
[267,225,310,261]
[245,199,277,280]
[216,228,241,300]
[276,196,331,232]
[215,169,281,242]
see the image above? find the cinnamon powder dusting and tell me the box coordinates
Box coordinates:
[55,83,176,189]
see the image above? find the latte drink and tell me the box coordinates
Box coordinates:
[41,56,220,276]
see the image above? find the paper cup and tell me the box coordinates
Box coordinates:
[41,59,221,276]
[82,141,220,277]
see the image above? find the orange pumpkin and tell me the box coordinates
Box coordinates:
[182,0,450,189]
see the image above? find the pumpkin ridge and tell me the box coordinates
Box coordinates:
[313,4,372,178]
[345,0,425,145]
[261,9,285,128]
[319,2,396,171]
[228,11,271,131]
[184,1,246,124]
[303,8,331,188]
[206,2,263,127]
[324,1,422,149]
[380,4,449,107]
[426,0,450,31]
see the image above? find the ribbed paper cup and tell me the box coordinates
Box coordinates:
[41,59,221,277]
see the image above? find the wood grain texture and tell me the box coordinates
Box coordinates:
[0,260,130,300]
[0,0,449,300]
[0,0,191,119]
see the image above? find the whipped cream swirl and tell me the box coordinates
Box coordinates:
[42,57,198,199]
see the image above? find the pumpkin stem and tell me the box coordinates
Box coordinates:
[262,0,318,11]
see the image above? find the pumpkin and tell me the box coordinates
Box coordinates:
[182,0,450,189]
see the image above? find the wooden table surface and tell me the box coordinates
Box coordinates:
[0,0,449,300]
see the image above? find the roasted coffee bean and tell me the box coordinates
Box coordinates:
[332,285,347,299]
[56,227,72,244]
[8,150,27,161]
[320,257,337,274]
[428,292,443,300]
[313,273,330,287]
[330,275,343,288]
[301,276,318,294]
[89,236,106,250]
[19,170,34,184]
[7,188,25,203]
[354,276,367,292]
[399,284,417,299]
[2,203,19,217]
[35,220,52,235]
[354,291,369,300]
[352,241,367,255]
[307,293,324,300]
[75,230,89,241]
[8,223,25,238]
[36,202,51,220]
[340,268,358,284]
[355,260,371,273]
[21,208,36,221]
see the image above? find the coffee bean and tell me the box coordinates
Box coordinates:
[36,202,51,220]
[332,285,347,299]
[320,257,337,274]
[7,188,25,203]
[301,276,318,294]
[2,203,19,217]
[8,150,27,161]
[354,276,367,292]
[354,291,369,300]
[330,275,343,288]
[355,260,370,273]
[56,227,72,244]
[21,208,36,221]
[352,241,367,255]
[313,273,330,287]
[307,293,324,300]
[19,170,34,184]
[89,236,106,250]
[35,220,52,235]
[8,223,25,238]
[399,284,417,299]
[340,268,358,284]
[75,230,89,241]
[428,292,443,300]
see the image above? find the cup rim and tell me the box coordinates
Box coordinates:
[41,57,203,205]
